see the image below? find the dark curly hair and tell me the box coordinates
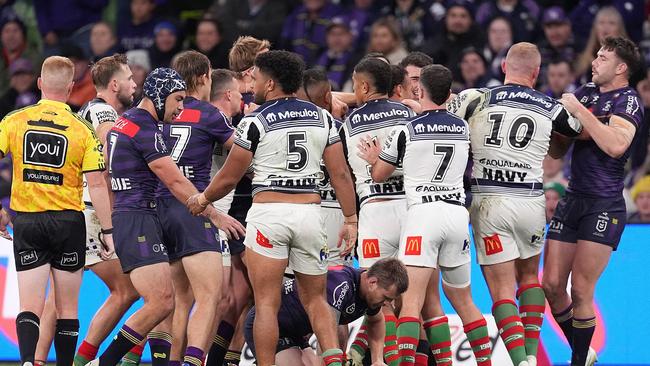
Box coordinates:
[388,65,406,97]
[399,51,433,69]
[420,64,452,105]
[254,50,305,94]
[354,58,392,95]
[601,36,641,78]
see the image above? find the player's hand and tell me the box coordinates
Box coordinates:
[99,233,115,260]
[0,209,12,241]
[345,347,365,366]
[332,96,349,119]
[338,215,358,256]
[187,193,210,215]
[356,135,380,165]
[244,103,259,115]
[560,93,582,115]
[208,210,246,240]
[402,98,422,114]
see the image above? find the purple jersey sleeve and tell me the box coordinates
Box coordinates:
[612,91,643,128]
[207,108,234,145]
[132,124,169,163]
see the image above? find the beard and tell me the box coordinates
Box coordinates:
[117,89,134,109]
[253,89,266,105]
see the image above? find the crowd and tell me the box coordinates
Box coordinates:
[0,0,648,221]
[0,1,647,366]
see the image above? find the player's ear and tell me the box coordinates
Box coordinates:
[615,62,627,76]
[501,59,507,74]
[37,77,43,91]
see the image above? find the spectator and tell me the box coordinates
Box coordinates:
[60,43,95,111]
[89,22,124,62]
[539,7,578,67]
[389,0,435,50]
[629,176,650,223]
[570,0,644,45]
[118,0,158,51]
[420,1,484,82]
[543,58,576,98]
[314,16,363,91]
[630,72,650,180]
[33,0,107,48]
[544,182,566,223]
[0,58,38,118]
[483,16,512,82]
[194,18,229,70]
[0,17,40,95]
[126,49,151,103]
[215,0,288,46]
[279,0,343,66]
[148,21,182,69]
[367,17,408,65]
[574,6,628,83]
[475,0,541,43]
[452,47,500,92]
[346,0,386,49]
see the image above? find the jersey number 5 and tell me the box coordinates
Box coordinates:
[287,131,308,171]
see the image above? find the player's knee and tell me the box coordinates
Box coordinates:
[542,277,565,302]
[570,279,593,306]
[118,289,140,307]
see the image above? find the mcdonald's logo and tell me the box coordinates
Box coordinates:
[482,234,503,256]
[362,239,380,258]
[404,236,422,255]
[256,230,272,248]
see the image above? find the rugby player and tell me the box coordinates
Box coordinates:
[448,43,582,366]
[205,37,270,366]
[91,67,223,366]
[388,65,415,103]
[543,36,643,366]
[0,56,113,366]
[187,50,358,366]
[244,259,408,366]
[341,57,414,366]
[359,64,492,366]
[161,51,245,366]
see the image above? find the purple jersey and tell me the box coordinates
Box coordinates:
[156,97,233,199]
[569,83,644,198]
[278,267,379,338]
[108,108,169,212]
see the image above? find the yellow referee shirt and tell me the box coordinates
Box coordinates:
[0,99,105,212]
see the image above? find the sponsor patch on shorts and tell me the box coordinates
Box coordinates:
[256,229,272,248]
[483,234,503,256]
[362,239,380,258]
[404,236,422,255]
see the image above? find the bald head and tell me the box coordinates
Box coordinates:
[503,42,541,85]
[39,56,75,99]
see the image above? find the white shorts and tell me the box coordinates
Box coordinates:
[84,207,118,267]
[322,206,352,267]
[244,203,328,275]
[219,229,231,267]
[358,199,407,268]
[470,194,546,265]
[398,202,471,268]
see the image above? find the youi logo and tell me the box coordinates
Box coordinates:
[0,232,19,346]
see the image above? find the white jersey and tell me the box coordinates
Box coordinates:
[78,98,119,205]
[341,98,415,205]
[234,97,339,196]
[211,140,235,213]
[448,84,581,197]
[380,109,469,208]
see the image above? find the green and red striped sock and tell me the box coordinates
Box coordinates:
[517,283,546,358]
[396,317,420,365]
[463,318,492,366]
[423,316,452,366]
[384,314,399,366]
[493,299,527,365]
[322,348,343,366]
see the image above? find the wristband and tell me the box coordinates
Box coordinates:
[100,227,113,235]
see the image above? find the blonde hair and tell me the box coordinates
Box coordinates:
[505,42,541,76]
[575,7,629,77]
[40,56,74,94]
[228,36,271,73]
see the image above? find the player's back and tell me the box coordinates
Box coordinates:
[108,108,168,212]
[450,84,576,197]
[0,99,104,212]
[157,96,233,199]
[391,110,469,208]
[342,98,414,205]
[234,97,338,196]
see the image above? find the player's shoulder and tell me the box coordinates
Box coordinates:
[112,108,155,138]
[0,103,33,124]
[346,98,412,127]
[79,98,119,125]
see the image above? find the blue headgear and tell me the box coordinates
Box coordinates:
[143,67,186,120]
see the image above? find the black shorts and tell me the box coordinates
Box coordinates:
[547,193,627,250]
[243,307,310,357]
[13,210,85,272]
[113,211,168,273]
[156,198,220,261]
[227,190,252,256]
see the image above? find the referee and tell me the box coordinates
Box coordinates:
[0,56,114,366]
